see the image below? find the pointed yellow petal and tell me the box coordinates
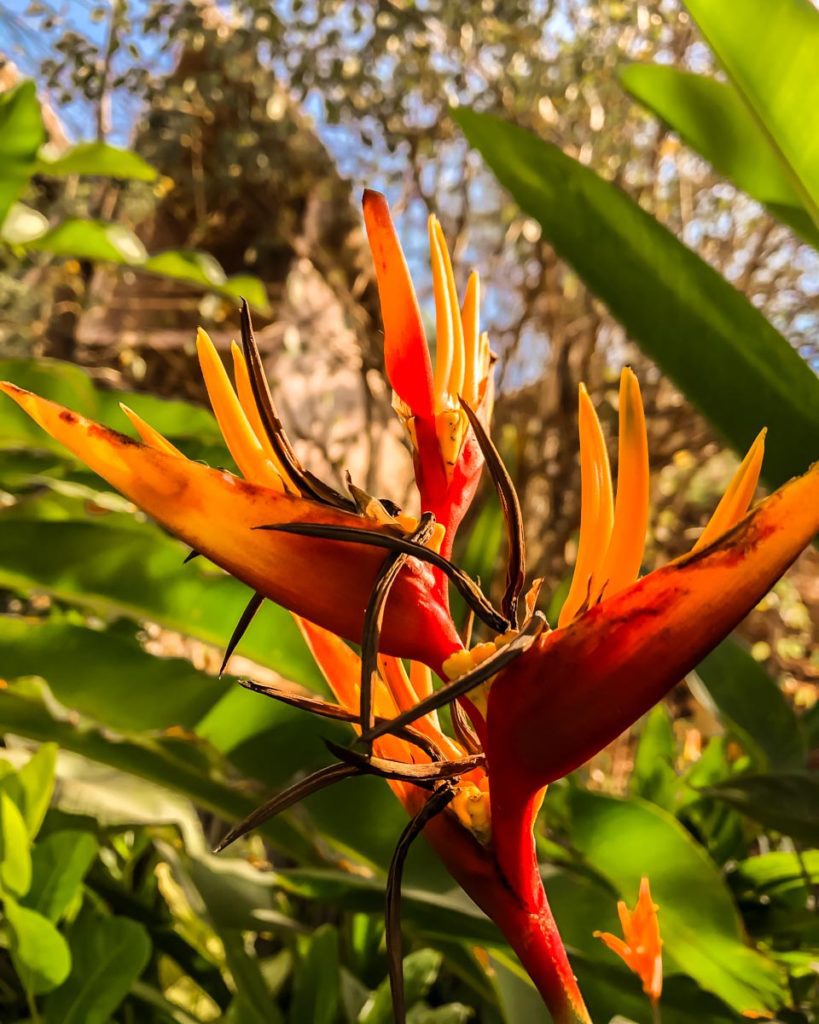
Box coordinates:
[598,368,649,597]
[230,340,296,494]
[461,271,481,406]
[0,383,462,672]
[559,384,614,626]
[693,429,767,552]
[430,216,454,412]
[433,218,465,401]
[119,403,184,458]
[196,328,284,492]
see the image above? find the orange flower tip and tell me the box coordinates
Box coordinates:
[0,381,32,401]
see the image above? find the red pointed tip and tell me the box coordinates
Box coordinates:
[362,191,434,419]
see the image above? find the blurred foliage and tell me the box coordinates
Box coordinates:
[0,0,816,1022]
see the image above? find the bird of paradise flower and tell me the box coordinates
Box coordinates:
[2,191,817,1024]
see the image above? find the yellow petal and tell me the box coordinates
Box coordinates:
[230,340,296,494]
[430,216,454,412]
[693,429,766,552]
[598,368,649,597]
[433,218,465,401]
[559,384,614,626]
[196,328,285,492]
[461,270,481,406]
[119,403,184,458]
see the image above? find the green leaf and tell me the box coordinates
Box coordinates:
[27,219,148,264]
[1,201,49,244]
[453,108,819,489]
[684,0,819,229]
[0,617,226,733]
[629,704,680,810]
[566,788,787,1015]
[0,742,57,838]
[0,792,33,897]
[703,771,819,843]
[221,929,283,1024]
[692,639,806,770]
[23,830,98,922]
[290,924,340,1024]
[0,81,45,226]
[4,895,71,995]
[44,910,151,1024]
[36,141,158,182]
[619,64,819,247]
[144,249,227,287]
[360,949,442,1024]
[221,273,271,315]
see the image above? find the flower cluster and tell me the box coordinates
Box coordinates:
[3,192,817,1024]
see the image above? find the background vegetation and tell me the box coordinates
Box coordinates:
[0,1,816,1021]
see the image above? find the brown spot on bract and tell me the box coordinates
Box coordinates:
[59,409,77,424]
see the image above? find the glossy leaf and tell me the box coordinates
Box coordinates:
[684,0,819,228]
[704,772,819,843]
[0,81,45,227]
[629,703,679,811]
[566,788,787,1014]
[23,830,99,922]
[361,949,442,1024]
[0,742,57,838]
[44,910,151,1024]
[692,639,806,770]
[454,108,819,488]
[4,896,71,995]
[619,64,819,247]
[0,792,32,897]
[35,141,158,182]
[27,218,148,264]
[1,201,48,244]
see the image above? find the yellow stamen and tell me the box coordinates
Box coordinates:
[461,270,481,406]
[692,428,766,552]
[559,384,614,626]
[430,216,454,413]
[598,368,649,598]
[195,328,285,492]
[119,404,184,458]
[230,341,297,494]
[432,218,465,401]
[451,781,492,843]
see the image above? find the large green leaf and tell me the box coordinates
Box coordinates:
[23,830,98,922]
[703,771,819,843]
[0,742,57,838]
[692,640,806,770]
[0,617,226,733]
[0,81,45,227]
[290,924,341,1024]
[360,949,441,1024]
[43,910,151,1024]
[684,0,819,229]
[0,792,32,897]
[453,109,819,489]
[620,65,819,247]
[565,788,787,1015]
[35,141,158,182]
[4,895,71,995]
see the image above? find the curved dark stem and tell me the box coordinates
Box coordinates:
[325,740,484,784]
[451,698,483,755]
[238,678,446,760]
[460,397,526,624]
[386,785,457,1024]
[239,299,356,513]
[360,513,436,743]
[219,591,264,676]
[362,613,547,743]
[254,522,509,634]
[183,549,200,564]
[214,763,360,854]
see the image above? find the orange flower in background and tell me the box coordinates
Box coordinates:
[595,877,663,1005]
[2,191,818,1024]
